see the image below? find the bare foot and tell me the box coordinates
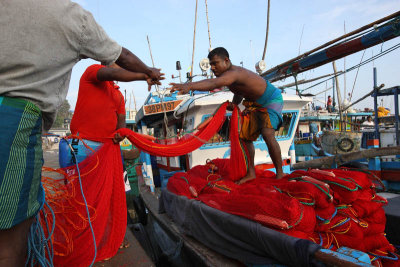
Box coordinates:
[275,172,285,179]
[236,175,256,185]
[119,238,130,249]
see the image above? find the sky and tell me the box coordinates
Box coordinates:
[68,0,400,112]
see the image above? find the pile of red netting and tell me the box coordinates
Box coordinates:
[41,140,126,266]
[166,162,399,266]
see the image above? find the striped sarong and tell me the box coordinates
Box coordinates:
[0,96,44,229]
[239,81,283,141]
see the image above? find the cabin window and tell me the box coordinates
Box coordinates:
[153,124,163,139]
[200,111,297,147]
[199,115,231,146]
[275,111,297,140]
[208,116,231,144]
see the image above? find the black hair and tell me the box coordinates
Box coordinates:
[367,115,372,119]
[208,47,229,60]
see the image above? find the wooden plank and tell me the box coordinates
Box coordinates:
[292,146,400,169]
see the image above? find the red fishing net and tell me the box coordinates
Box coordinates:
[118,102,229,158]
[117,102,248,181]
[41,141,126,266]
[166,164,399,265]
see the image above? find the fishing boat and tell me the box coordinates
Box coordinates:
[123,11,400,267]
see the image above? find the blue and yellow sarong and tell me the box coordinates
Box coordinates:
[0,96,44,229]
[240,81,283,141]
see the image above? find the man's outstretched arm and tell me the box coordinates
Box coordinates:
[97,66,165,91]
[169,72,236,94]
[116,47,163,81]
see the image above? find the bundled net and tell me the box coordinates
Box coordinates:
[118,102,229,157]
[117,102,248,181]
[41,140,126,266]
[166,164,400,266]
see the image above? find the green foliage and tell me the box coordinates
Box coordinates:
[53,99,72,128]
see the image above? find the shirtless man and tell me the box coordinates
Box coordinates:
[170,47,284,182]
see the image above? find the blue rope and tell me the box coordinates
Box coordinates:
[369,251,399,261]
[26,201,55,266]
[318,233,323,246]
[70,148,98,267]
[316,207,338,223]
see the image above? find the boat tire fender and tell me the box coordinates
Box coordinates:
[337,137,355,152]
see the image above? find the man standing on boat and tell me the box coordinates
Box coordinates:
[170,47,284,182]
[0,0,163,266]
[327,95,333,113]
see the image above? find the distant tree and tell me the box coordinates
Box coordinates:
[53,100,72,128]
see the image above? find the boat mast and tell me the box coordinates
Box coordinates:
[205,0,212,51]
[332,61,343,131]
[343,21,347,99]
[190,0,199,80]
[262,0,271,61]
[205,0,213,78]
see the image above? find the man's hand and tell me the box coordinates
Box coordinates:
[241,107,250,116]
[146,76,163,91]
[148,68,164,81]
[146,68,165,91]
[169,83,191,95]
[227,102,235,111]
[113,133,125,144]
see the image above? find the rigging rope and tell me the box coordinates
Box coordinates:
[302,42,400,92]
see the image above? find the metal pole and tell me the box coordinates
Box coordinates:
[394,88,399,146]
[332,77,336,110]
[373,67,380,141]
[332,61,343,131]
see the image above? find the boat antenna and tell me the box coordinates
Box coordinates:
[132,91,137,112]
[262,0,271,61]
[298,24,305,56]
[190,0,199,81]
[128,91,131,115]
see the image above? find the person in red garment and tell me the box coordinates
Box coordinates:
[68,63,163,256]
[70,63,162,143]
